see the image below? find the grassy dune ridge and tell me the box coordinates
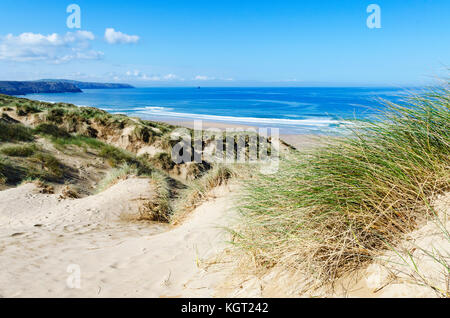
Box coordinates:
[233,83,450,285]
[0,94,240,223]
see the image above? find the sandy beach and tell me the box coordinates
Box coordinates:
[1,178,448,298]
[0,178,238,297]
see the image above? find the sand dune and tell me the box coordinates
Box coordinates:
[0,178,237,297]
[1,176,447,298]
[0,177,447,298]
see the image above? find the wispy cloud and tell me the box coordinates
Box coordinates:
[122,71,232,82]
[194,75,234,81]
[125,70,154,80]
[0,31,103,63]
[104,28,139,44]
[194,75,213,81]
[125,70,182,81]
[163,73,179,80]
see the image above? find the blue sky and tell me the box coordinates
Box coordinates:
[0,0,448,86]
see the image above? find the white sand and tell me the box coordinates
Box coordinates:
[0,178,237,298]
[0,174,447,298]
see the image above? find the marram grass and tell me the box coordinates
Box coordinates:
[171,164,237,225]
[233,83,450,285]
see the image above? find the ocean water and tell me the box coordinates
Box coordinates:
[26,87,409,134]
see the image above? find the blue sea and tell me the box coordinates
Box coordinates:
[26,87,411,135]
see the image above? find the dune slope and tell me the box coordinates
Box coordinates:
[0,178,236,297]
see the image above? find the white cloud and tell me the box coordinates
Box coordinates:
[65,30,95,42]
[125,70,182,81]
[126,70,140,77]
[194,75,212,81]
[126,70,151,80]
[163,73,179,80]
[104,28,139,44]
[0,31,102,63]
[194,75,234,81]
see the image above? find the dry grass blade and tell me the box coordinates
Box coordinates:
[233,82,450,287]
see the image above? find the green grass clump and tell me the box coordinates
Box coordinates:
[42,129,152,174]
[16,104,41,116]
[1,144,37,157]
[171,164,236,224]
[46,108,67,124]
[34,123,71,138]
[96,163,136,193]
[77,107,108,120]
[0,122,34,142]
[133,126,157,143]
[233,84,450,285]
[0,159,7,184]
[0,157,27,184]
[149,152,175,171]
[140,119,174,135]
[48,134,104,150]
[138,172,172,222]
[98,144,135,167]
[30,153,64,179]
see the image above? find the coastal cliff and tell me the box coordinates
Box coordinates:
[0,80,134,96]
[38,79,134,89]
[0,81,82,95]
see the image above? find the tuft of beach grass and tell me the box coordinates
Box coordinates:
[232,83,450,287]
[171,164,237,225]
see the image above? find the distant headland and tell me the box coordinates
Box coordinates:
[37,79,134,89]
[0,79,134,95]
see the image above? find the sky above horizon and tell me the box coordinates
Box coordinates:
[0,0,448,86]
